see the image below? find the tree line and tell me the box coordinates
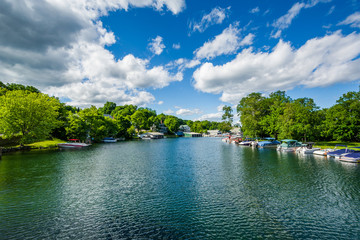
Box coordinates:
[237,89,360,142]
[0,81,228,145]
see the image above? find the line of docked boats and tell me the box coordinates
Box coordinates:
[222,137,360,163]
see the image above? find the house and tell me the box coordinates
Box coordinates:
[179,125,191,132]
[184,132,202,137]
[140,132,164,139]
[230,128,242,136]
[205,130,221,137]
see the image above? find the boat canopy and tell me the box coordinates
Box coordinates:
[263,137,275,141]
[281,139,298,142]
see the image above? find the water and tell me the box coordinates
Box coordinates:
[1,138,360,239]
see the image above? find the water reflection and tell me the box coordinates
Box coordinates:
[1,138,360,239]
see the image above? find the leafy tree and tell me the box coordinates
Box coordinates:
[0,90,60,144]
[100,101,116,115]
[218,121,232,133]
[222,105,233,124]
[113,114,132,138]
[164,116,180,133]
[131,110,149,132]
[237,93,267,137]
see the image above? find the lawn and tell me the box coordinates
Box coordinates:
[314,141,360,149]
[25,138,66,149]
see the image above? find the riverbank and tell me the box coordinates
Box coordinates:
[314,141,360,149]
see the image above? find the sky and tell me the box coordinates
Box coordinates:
[1,0,360,123]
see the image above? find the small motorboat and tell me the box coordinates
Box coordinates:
[339,152,360,163]
[313,149,334,156]
[277,139,302,152]
[103,137,117,143]
[58,139,90,148]
[327,145,353,158]
[296,142,320,154]
[257,138,281,148]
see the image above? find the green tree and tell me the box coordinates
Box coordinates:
[237,93,267,137]
[0,90,60,144]
[164,116,180,133]
[100,101,116,115]
[222,105,233,124]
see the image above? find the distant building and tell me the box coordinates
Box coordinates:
[230,127,242,136]
[140,132,164,139]
[184,132,202,137]
[150,123,168,134]
[205,130,221,137]
[179,125,191,132]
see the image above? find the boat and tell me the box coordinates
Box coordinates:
[103,137,117,143]
[277,139,302,152]
[58,139,90,148]
[313,148,334,156]
[239,138,253,146]
[327,145,353,158]
[296,142,320,154]
[257,137,281,148]
[339,152,360,163]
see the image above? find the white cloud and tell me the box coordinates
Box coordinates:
[163,109,174,114]
[327,5,335,15]
[250,7,260,14]
[158,101,164,105]
[338,12,360,28]
[193,31,360,104]
[271,0,330,38]
[194,23,252,60]
[148,36,166,55]
[190,6,230,34]
[0,0,185,107]
[195,112,222,121]
[176,108,203,116]
[172,43,181,49]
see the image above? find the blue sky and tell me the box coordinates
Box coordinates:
[1,0,360,123]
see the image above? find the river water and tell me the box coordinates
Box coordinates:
[1,138,360,239]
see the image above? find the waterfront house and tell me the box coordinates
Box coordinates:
[179,125,191,132]
[184,132,202,137]
[205,130,221,137]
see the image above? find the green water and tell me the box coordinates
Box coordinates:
[1,138,360,239]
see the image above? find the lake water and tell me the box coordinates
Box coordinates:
[1,138,360,239]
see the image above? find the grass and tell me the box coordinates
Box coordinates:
[314,141,360,149]
[25,138,66,149]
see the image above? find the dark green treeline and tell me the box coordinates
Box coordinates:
[237,89,360,142]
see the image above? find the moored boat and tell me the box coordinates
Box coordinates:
[313,148,334,156]
[296,142,320,154]
[257,137,281,148]
[103,137,117,143]
[339,152,360,163]
[277,139,302,152]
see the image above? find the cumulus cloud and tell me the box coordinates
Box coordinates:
[158,101,164,105]
[195,112,223,121]
[148,36,166,55]
[250,7,260,14]
[271,0,330,38]
[172,43,181,49]
[163,109,174,114]
[190,6,230,34]
[338,12,360,28]
[193,31,360,104]
[194,24,253,60]
[176,108,203,116]
[0,0,185,107]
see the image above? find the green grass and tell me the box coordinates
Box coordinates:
[314,141,360,149]
[25,138,66,149]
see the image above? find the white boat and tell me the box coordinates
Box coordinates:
[103,137,117,143]
[339,152,360,163]
[58,139,90,148]
[313,149,334,156]
[296,142,320,154]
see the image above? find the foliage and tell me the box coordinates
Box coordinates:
[100,101,117,115]
[0,90,60,144]
[164,116,180,133]
[222,105,233,124]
